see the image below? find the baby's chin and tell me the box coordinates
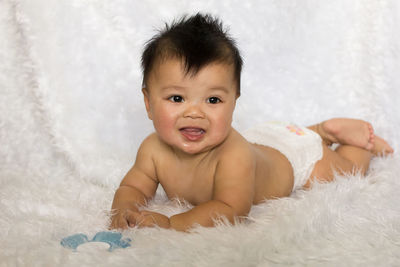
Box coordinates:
[170,140,223,156]
[178,133,232,155]
[157,132,230,155]
[177,143,215,155]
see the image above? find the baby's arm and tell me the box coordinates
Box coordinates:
[169,148,256,231]
[109,137,158,229]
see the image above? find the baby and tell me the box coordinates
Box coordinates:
[110,13,393,231]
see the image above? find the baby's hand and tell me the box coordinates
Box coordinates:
[109,209,170,230]
[130,210,171,229]
[109,208,138,230]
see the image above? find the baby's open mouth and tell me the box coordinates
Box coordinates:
[179,127,206,141]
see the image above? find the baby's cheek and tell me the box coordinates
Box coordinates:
[212,115,232,138]
[154,114,176,136]
[155,119,172,132]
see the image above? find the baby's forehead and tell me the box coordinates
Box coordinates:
[151,57,235,77]
[144,57,238,94]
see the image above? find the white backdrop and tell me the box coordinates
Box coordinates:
[1,1,400,265]
[1,0,399,186]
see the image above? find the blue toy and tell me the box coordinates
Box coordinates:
[61,231,131,252]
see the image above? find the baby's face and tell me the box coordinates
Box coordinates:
[143,59,238,155]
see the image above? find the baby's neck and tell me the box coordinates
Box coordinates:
[168,145,218,167]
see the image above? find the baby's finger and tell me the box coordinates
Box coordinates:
[111,215,128,230]
[140,210,155,216]
[138,212,158,227]
[119,217,130,229]
[131,211,156,228]
[125,210,141,227]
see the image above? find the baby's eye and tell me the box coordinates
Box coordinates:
[168,95,184,103]
[207,97,221,104]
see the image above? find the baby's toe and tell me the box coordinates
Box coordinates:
[367,123,374,136]
[367,122,374,132]
[365,142,374,151]
[368,133,375,145]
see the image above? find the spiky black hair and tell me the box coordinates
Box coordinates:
[141,13,243,95]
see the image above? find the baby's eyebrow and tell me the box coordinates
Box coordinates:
[209,86,230,94]
[160,85,230,94]
[161,85,186,91]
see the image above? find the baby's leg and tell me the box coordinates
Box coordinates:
[304,136,392,188]
[304,143,372,188]
[308,118,375,150]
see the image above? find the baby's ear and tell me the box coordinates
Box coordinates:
[142,88,153,120]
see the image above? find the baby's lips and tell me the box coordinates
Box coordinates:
[180,127,205,134]
[180,127,206,141]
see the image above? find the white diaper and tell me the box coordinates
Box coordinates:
[242,121,323,192]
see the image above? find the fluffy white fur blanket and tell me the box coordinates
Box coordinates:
[1,0,400,266]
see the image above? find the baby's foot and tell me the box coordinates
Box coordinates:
[371,135,394,156]
[319,118,375,150]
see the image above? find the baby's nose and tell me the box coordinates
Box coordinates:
[183,103,205,119]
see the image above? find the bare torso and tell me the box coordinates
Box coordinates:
[154,129,295,206]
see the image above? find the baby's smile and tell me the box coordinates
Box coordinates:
[179,127,206,141]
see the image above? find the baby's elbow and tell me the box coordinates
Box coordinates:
[236,204,252,219]
[220,208,250,226]
[217,199,251,220]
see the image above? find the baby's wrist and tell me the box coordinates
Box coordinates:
[118,202,141,211]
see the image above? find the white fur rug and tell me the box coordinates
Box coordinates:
[1,0,400,266]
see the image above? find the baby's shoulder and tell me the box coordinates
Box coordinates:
[137,133,168,157]
[217,129,255,162]
[213,129,256,180]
